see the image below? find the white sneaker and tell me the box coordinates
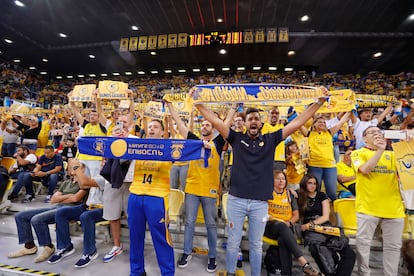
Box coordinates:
[103,244,123,262]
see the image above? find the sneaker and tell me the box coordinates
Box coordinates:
[206,257,217,272]
[103,244,123,263]
[7,193,18,202]
[303,262,321,275]
[177,253,192,268]
[74,250,99,268]
[48,244,75,264]
[44,195,51,203]
[21,195,34,203]
[7,246,38,258]
[35,245,55,263]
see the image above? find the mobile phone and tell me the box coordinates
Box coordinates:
[116,121,123,127]
[383,130,407,140]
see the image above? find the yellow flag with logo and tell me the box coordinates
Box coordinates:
[392,140,414,190]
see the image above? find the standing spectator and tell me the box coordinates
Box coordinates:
[194,89,327,276]
[12,115,42,154]
[0,116,19,157]
[351,126,405,276]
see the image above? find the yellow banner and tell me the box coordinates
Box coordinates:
[267,28,277,43]
[278,27,289,42]
[392,140,414,190]
[244,29,254,43]
[148,35,157,50]
[70,84,96,102]
[356,94,398,108]
[138,36,148,50]
[158,34,167,49]
[129,37,138,51]
[98,81,128,99]
[255,29,265,43]
[168,34,178,48]
[119,38,129,52]
[144,101,164,120]
[178,33,188,47]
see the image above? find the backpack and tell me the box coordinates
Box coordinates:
[264,245,282,275]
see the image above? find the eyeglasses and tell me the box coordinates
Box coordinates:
[72,165,80,171]
[364,130,384,136]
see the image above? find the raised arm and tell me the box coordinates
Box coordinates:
[94,89,109,126]
[165,102,189,138]
[195,104,230,139]
[376,104,393,124]
[329,112,351,135]
[68,92,85,126]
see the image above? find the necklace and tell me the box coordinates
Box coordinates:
[308,196,316,207]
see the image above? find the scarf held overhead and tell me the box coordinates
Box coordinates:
[77,137,209,164]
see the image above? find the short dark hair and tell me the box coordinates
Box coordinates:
[17,145,29,153]
[45,145,55,151]
[245,107,260,116]
[150,119,164,130]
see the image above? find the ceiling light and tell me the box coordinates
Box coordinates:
[4,39,13,44]
[58,33,67,38]
[13,59,21,63]
[284,67,294,72]
[151,70,158,74]
[237,67,245,71]
[219,49,227,55]
[77,74,85,77]
[300,15,310,22]
[150,51,157,56]
[137,71,145,75]
[88,54,95,59]
[40,71,47,75]
[288,50,296,56]
[101,73,108,77]
[0,50,2,54]
[253,66,261,70]
[42,58,48,62]
[409,13,414,21]
[373,52,382,58]
[207,68,215,72]
[14,0,25,7]
[178,69,186,73]
[192,68,200,72]
[89,74,96,77]
[112,72,120,76]
[29,66,36,70]
[56,76,62,79]
[222,67,230,71]
[66,75,73,79]
[131,25,139,31]
[217,18,223,23]
[268,66,277,71]
[164,70,172,73]
[125,72,132,75]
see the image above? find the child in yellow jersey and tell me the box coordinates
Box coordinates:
[128,119,174,276]
[264,171,320,275]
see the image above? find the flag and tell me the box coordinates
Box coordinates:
[119,38,129,52]
[138,36,148,50]
[129,37,138,51]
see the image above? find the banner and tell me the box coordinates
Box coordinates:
[168,34,178,48]
[129,37,138,51]
[158,34,167,49]
[164,84,324,105]
[98,81,129,99]
[255,29,265,43]
[356,94,398,108]
[178,33,188,47]
[392,140,414,190]
[148,35,157,50]
[138,36,148,50]
[278,27,289,42]
[267,28,277,43]
[119,38,129,52]
[143,101,164,120]
[295,89,356,113]
[244,29,254,43]
[163,92,192,118]
[70,84,96,102]
[77,137,207,162]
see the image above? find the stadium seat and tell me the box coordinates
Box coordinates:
[169,189,185,231]
[0,157,15,171]
[35,148,45,157]
[333,198,357,237]
[0,179,14,213]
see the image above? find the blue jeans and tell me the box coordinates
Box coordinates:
[2,142,17,157]
[169,164,188,190]
[183,194,217,258]
[308,166,337,201]
[55,205,103,255]
[11,171,34,197]
[15,205,60,246]
[27,173,62,196]
[226,194,268,276]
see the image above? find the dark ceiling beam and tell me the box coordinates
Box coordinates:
[290,32,414,38]
[183,0,195,30]
[209,0,216,26]
[170,0,185,31]
[196,0,205,27]
[222,0,227,24]
[235,0,239,26]
[1,23,46,49]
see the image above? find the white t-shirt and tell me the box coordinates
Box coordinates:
[353,118,379,149]
[12,153,38,169]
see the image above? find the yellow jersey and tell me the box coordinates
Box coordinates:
[261,123,285,162]
[336,161,355,194]
[308,130,335,168]
[268,190,293,222]
[351,148,405,218]
[78,122,106,161]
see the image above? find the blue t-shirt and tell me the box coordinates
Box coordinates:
[227,128,283,201]
[37,154,64,174]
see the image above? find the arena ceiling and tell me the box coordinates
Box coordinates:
[0,0,414,79]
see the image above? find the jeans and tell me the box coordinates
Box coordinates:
[2,142,16,157]
[55,205,103,255]
[11,171,34,197]
[27,173,62,196]
[226,194,268,276]
[308,166,337,201]
[183,194,217,258]
[169,164,188,190]
[356,213,404,276]
[15,205,60,246]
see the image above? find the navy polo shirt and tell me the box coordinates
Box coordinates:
[38,154,64,174]
[227,128,283,201]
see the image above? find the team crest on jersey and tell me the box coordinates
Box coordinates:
[93,138,105,155]
[397,154,414,174]
[171,142,184,160]
[385,154,391,160]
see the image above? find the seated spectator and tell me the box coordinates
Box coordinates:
[61,138,77,161]
[299,174,356,276]
[7,145,38,202]
[264,170,319,275]
[7,161,87,262]
[48,160,105,268]
[336,148,356,198]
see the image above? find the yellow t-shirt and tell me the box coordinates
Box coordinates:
[308,131,335,168]
[336,161,355,194]
[130,160,172,198]
[351,148,405,218]
[78,123,106,161]
[261,123,285,162]
[268,190,292,222]
[185,140,220,198]
[285,158,304,185]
